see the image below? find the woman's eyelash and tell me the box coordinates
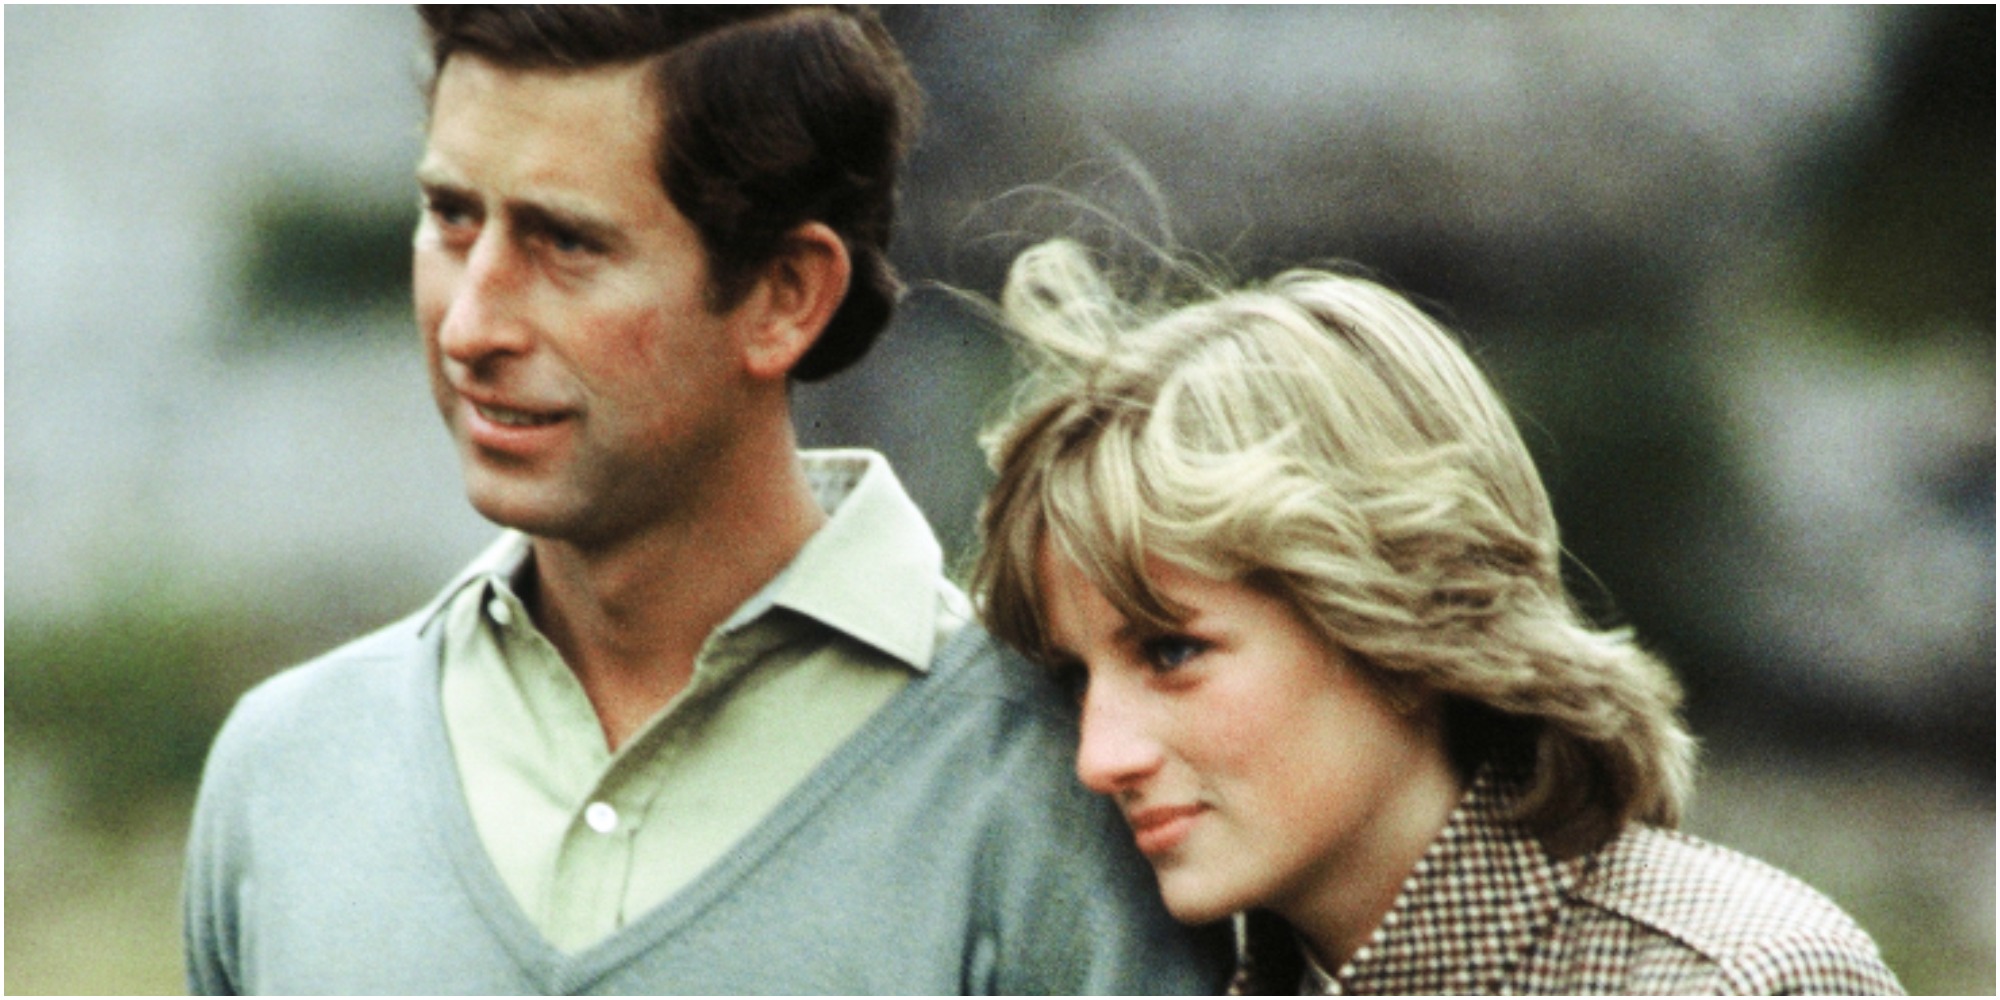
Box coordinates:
[1140,635,1209,671]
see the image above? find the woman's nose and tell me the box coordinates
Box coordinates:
[1075,682,1165,795]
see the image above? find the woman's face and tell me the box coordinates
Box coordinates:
[1037,542,1458,931]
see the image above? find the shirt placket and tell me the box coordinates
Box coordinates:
[548,767,645,947]
[541,624,767,947]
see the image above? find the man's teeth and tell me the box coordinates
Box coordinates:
[476,404,561,427]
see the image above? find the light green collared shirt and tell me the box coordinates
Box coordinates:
[432,450,970,952]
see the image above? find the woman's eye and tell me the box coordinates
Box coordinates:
[1140,635,1208,673]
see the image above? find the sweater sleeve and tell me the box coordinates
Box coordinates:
[182,802,237,996]
[182,681,271,996]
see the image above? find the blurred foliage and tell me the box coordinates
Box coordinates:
[1869,880,1994,995]
[1685,749,1994,996]
[1803,5,1994,343]
[238,184,413,337]
[1486,321,1737,653]
[6,599,257,833]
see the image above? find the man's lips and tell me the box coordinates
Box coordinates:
[1125,803,1205,857]
[456,391,574,452]
[472,401,565,428]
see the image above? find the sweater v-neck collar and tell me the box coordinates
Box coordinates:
[406,616,995,989]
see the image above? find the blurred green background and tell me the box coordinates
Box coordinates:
[7,6,1991,994]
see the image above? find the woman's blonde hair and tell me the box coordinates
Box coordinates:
[970,239,1695,856]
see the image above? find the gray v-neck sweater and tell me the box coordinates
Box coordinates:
[183,615,1225,994]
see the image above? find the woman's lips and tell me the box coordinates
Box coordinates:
[1126,804,1205,857]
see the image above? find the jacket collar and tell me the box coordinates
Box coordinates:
[1233,764,1588,995]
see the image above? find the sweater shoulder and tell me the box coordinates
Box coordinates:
[900,625,1097,798]
[924,624,1079,726]
[203,611,431,769]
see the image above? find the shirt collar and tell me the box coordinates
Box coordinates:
[418,530,533,637]
[416,449,947,673]
[743,449,947,672]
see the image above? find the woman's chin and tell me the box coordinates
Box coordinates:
[1156,869,1247,927]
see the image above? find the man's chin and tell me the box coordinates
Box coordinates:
[463,481,566,537]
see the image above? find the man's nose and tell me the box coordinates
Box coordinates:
[1075,682,1164,795]
[435,231,533,365]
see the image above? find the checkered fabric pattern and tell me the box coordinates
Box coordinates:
[1229,764,1905,995]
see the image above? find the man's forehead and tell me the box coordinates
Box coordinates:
[425,53,660,149]
[417,56,668,221]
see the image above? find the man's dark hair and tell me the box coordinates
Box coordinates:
[418,5,924,381]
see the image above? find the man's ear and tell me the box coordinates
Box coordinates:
[740,222,851,382]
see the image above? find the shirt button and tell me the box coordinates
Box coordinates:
[584,801,619,834]
[488,598,513,628]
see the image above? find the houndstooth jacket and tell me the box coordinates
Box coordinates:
[1227,764,1905,995]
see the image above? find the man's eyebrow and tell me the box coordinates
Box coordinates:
[512,201,627,253]
[413,164,628,253]
[414,160,465,195]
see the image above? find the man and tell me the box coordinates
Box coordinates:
[182,7,1223,994]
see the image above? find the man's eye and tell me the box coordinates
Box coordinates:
[547,230,593,255]
[422,198,479,236]
[1140,635,1207,673]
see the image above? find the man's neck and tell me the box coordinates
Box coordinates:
[526,445,830,751]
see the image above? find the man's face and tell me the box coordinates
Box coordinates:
[414,54,757,548]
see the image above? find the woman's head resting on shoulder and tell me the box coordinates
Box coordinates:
[970,238,1696,871]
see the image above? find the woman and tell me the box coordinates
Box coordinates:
[969,238,1904,994]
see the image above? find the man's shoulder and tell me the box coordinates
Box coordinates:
[918,622,1079,729]
[254,609,428,699]
[849,622,1094,823]
[209,610,433,761]
[1569,825,1903,994]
